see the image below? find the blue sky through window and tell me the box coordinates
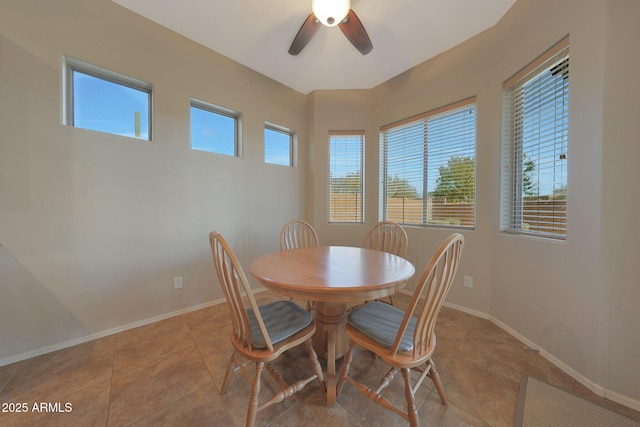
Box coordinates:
[329,134,363,180]
[519,70,569,197]
[73,71,149,139]
[190,105,236,156]
[264,127,291,166]
[385,122,425,197]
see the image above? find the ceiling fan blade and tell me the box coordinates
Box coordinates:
[289,14,321,55]
[338,9,373,55]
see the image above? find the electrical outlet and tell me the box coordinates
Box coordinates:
[464,276,473,288]
[173,276,184,290]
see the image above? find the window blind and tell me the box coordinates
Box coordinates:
[328,131,364,223]
[380,97,477,228]
[501,36,569,239]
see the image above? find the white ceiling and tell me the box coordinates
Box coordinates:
[112,0,516,95]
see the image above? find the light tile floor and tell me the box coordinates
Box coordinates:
[1,292,639,426]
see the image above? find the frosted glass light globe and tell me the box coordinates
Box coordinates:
[312,0,350,27]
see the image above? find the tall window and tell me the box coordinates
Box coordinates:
[190,99,239,156]
[64,57,152,140]
[329,131,364,223]
[501,36,569,240]
[264,123,293,166]
[380,98,477,228]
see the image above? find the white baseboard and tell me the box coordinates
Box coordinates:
[0,297,226,368]
[606,389,640,413]
[443,301,490,319]
[490,314,640,413]
[0,289,273,367]
[396,290,640,412]
[445,302,640,413]
[489,315,606,396]
[3,290,639,413]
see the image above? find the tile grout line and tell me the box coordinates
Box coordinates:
[0,364,19,397]
[105,334,118,427]
[186,312,239,425]
[133,316,215,426]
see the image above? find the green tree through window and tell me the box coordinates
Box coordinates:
[330,171,362,194]
[430,157,475,202]
[387,175,418,198]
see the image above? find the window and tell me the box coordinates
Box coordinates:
[264,123,293,166]
[329,131,364,223]
[501,36,569,239]
[64,57,152,140]
[190,99,239,156]
[380,98,477,228]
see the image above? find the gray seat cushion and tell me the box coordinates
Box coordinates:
[347,301,416,351]
[247,300,312,349]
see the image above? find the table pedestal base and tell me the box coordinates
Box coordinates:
[313,302,348,358]
[313,302,348,406]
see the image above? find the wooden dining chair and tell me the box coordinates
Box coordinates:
[279,219,319,251]
[337,233,465,427]
[209,231,326,427]
[363,221,408,305]
[279,220,319,311]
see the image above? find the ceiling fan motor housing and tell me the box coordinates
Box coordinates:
[290,0,371,56]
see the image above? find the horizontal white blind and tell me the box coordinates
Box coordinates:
[502,38,569,239]
[329,132,364,223]
[380,98,476,227]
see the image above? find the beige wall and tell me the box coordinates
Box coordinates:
[307,0,639,409]
[1,0,639,411]
[601,0,640,404]
[0,0,308,362]
[489,0,609,388]
[307,90,375,244]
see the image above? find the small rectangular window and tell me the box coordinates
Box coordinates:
[380,98,477,228]
[264,124,293,166]
[190,99,239,157]
[501,36,569,240]
[64,57,152,140]
[329,131,364,223]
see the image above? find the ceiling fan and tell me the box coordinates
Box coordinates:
[288,0,373,56]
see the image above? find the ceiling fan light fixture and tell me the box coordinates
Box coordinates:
[312,0,350,27]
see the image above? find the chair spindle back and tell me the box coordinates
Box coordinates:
[390,233,464,357]
[210,232,273,352]
[363,221,408,258]
[280,220,319,250]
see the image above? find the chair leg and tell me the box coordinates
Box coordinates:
[305,339,327,395]
[246,362,264,427]
[401,368,419,427]
[220,352,237,394]
[336,340,356,395]
[426,359,448,406]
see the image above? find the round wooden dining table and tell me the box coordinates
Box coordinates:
[249,245,415,405]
